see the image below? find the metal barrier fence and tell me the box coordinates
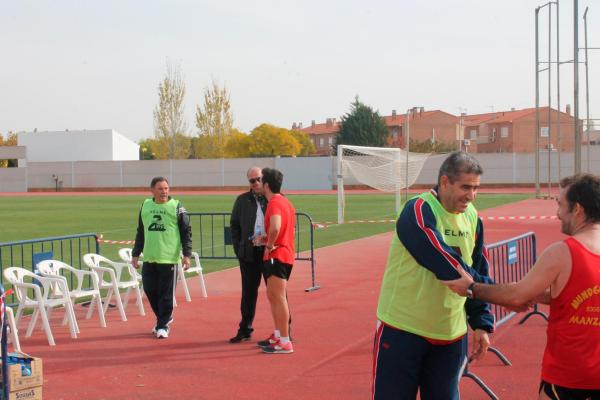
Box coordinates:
[0,233,100,304]
[0,233,100,398]
[1,284,9,400]
[188,212,319,292]
[463,231,548,400]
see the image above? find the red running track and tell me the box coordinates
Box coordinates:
[14,198,561,400]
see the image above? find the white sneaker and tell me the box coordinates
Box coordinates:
[152,318,173,335]
[156,328,169,339]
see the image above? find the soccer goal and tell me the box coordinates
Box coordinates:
[337,145,430,224]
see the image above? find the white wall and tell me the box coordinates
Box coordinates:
[3,148,600,191]
[112,130,140,160]
[274,157,333,190]
[18,129,138,162]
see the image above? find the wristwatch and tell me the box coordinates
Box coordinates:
[466,282,476,299]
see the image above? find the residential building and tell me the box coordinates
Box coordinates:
[298,108,460,155]
[297,106,580,155]
[297,118,339,156]
[384,108,459,150]
[464,106,576,153]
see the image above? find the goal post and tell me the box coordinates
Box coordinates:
[336,145,430,224]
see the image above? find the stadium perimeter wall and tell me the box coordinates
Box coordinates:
[1,148,599,192]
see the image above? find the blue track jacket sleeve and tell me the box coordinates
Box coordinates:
[464,218,495,333]
[397,198,494,284]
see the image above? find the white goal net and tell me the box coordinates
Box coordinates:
[337,145,430,223]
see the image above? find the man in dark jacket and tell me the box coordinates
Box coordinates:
[229,167,268,343]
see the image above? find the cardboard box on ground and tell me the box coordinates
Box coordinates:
[1,352,43,400]
[8,386,42,400]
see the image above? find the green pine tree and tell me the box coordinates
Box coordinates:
[334,97,389,154]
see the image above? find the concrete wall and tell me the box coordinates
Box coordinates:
[2,149,599,192]
[0,146,26,159]
[274,156,333,190]
[0,168,27,192]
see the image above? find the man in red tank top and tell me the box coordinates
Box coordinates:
[443,173,600,400]
[254,168,296,354]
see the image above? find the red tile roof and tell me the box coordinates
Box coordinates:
[462,113,497,126]
[303,110,456,135]
[301,122,340,135]
[484,108,537,124]
[462,107,567,126]
[383,110,458,125]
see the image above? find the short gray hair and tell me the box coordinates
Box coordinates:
[437,152,483,184]
[246,166,262,177]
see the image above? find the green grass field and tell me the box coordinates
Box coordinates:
[0,192,531,273]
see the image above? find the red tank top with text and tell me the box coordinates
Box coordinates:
[541,237,600,389]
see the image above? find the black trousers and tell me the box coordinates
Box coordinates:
[237,248,265,334]
[142,262,175,330]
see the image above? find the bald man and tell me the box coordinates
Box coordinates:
[229,167,268,343]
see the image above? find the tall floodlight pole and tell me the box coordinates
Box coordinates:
[535,6,541,197]
[337,145,344,224]
[547,4,553,197]
[583,6,591,172]
[556,0,562,180]
[404,109,411,202]
[574,0,581,173]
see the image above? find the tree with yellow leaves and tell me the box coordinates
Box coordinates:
[248,124,301,157]
[290,129,316,156]
[152,63,190,159]
[224,128,251,158]
[195,81,233,158]
[0,131,17,167]
[148,134,191,160]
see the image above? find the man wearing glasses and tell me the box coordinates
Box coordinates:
[229,167,268,343]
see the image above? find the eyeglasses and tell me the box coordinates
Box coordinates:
[248,177,261,184]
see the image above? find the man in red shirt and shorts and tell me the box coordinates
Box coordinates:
[444,173,600,400]
[255,167,296,354]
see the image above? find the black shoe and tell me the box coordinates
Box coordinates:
[229,331,251,343]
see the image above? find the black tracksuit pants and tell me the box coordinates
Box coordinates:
[238,247,265,334]
[142,262,175,330]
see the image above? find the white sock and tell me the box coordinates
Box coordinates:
[274,330,281,338]
[279,336,290,344]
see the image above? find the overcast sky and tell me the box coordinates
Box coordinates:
[1,0,598,143]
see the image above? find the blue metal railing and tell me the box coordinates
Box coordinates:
[1,283,8,400]
[188,212,319,292]
[463,231,548,400]
[0,233,100,304]
[487,232,548,327]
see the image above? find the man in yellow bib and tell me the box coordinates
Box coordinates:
[132,177,192,339]
[372,152,495,400]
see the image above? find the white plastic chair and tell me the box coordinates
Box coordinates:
[37,260,106,328]
[176,251,208,302]
[118,248,142,271]
[117,248,144,307]
[5,307,21,352]
[82,254,145,321]
[3,267,78,346]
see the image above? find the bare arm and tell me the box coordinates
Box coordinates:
[444,241,570,308]
[530,288,552,305]
[265,214,281,255]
